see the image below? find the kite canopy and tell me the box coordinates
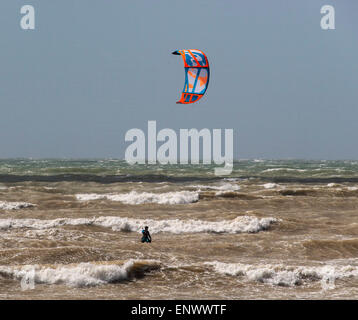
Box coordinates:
[172,49,210,104]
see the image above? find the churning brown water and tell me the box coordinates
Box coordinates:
[0,159,358,299]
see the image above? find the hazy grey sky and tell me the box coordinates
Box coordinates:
[0,0,357,159]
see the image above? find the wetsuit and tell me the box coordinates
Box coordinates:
[141,229,151,243]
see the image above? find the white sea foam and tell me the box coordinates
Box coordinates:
[262,183,279,189]
[76,191,199,205]
[327,183,339,188]
[347,186,358,191]
[0,259,160,288]
[189,183,241,192]
[262,168,307,173]
[0,201,35,210]
[0,215,278,234]
[206,261,358,288]
[75,194,105,201]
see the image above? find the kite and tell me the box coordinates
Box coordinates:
[172,49,210,104]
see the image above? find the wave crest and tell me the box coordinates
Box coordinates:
[0,259,160,288]
[0,215,278,234]
[206,261,358,288]
[76,191,199,205]
[0,201,35,210]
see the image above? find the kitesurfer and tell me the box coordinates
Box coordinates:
[141,226,152,243]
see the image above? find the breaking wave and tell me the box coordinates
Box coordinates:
[0,259,160,288]
[262,168,308,173]
[0,215,278,234]
[206,261,358,288]
[0,201,35,210]
[262,183,280,189]
[189,183,241,192]
[76,191,199,205]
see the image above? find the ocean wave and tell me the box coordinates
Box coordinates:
[278,187,358,197]
[0,215,278,234]
[262,168,307,173]
[189,183,241,192]
[206,261,358,288]
[0,201,35,210]
[76,191,199,205]
[262,183,279,189]
[187,182,242,197]
[347,186,358,191]
[327,183,340,188]
[303,239,358,259]
[0,259,160,288]
[279,189,316,196]
[199,192,262,200]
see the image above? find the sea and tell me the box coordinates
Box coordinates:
[0,159,358,299]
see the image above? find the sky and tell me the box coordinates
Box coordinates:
[0,0,357,159]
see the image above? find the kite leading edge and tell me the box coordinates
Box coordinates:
[172,49,210,104]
